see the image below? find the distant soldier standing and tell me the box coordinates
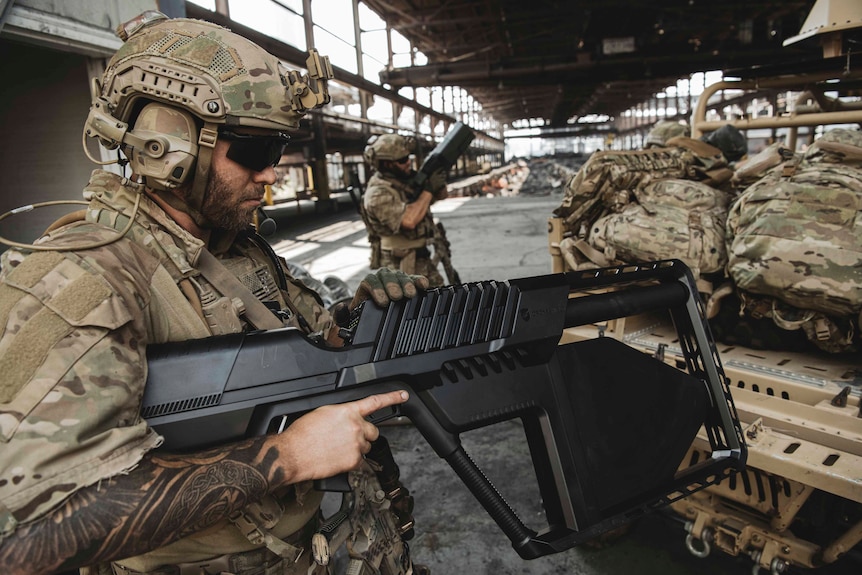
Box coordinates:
[362,134,451,287]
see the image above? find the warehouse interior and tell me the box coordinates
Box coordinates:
[2,0,861,241]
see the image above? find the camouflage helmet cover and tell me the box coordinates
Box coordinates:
[82,11,331,223]
[95,11,325,132]
[363,133,416,169]
[645,121,690,148]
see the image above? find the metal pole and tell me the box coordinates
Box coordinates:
[0,0,17,35]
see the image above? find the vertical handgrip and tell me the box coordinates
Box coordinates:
[400,394,537,548]
[445,446,536,547]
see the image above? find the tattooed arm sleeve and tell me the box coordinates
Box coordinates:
[0,435,282,575]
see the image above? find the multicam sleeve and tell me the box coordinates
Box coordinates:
[363,181,407,236]
[0,239,316,573]
[284,277,335,337]
[0,247,161,537]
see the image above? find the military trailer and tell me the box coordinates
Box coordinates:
[549,69,862,573]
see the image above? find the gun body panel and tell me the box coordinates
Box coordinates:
[143,260,746,559]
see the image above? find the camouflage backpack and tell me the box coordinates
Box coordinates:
[725,129,862,352]
[731,141,794,189]
[553,137,733,277]
[554,137,731,234]
[587,178,733,277]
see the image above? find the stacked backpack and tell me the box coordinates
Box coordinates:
[724,129,862,353]
[553,137,734,282]
[554,128,862,353]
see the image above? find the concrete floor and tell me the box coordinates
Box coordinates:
[263,190,755,575]
[265,191,555,291]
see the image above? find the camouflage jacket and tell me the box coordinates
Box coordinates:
[363,171,435,242]
[0,170,331,568]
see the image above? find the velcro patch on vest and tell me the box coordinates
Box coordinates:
[47,273,112,323]
[0,284,26,341]
[5,252,127,329]
[0,250,130,404]
[5,252,65,289]
[0,306,73,403]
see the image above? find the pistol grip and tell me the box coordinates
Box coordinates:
[314,473,352,492]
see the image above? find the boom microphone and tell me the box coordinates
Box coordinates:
[257,207,277,237]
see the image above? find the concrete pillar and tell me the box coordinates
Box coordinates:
[301,0,330,205]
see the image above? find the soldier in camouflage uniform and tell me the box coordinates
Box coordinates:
[0,11,427,575]
[361,134,449,287]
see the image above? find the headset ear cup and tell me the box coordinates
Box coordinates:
[125,103,200,190]
[363,146,376,169]
[126,134,197,189]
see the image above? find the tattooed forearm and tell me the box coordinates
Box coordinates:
[0,436,284,575]
[161,462,268,534]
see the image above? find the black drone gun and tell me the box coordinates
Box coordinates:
[143,260,746,560]
[410,121,475,193]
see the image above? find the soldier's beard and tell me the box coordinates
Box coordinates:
[200,170,262,231]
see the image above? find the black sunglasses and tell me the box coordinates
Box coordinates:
[394,155,411,164]
[219,129,289,172]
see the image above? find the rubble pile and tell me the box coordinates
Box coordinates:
[517,155,586,195]
[448,163,527,197]
[448,155,587,198]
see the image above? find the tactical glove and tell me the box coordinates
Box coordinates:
[350,267,430,310]
[425,169,448,200]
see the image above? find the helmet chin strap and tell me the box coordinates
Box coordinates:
[190,123,219,227]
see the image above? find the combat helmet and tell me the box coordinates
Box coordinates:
[363,133,416,170]
[83,10,333,224]
[644,120,690,148]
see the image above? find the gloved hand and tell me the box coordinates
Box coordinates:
[425,169,448,200]
[350,268,430,310]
